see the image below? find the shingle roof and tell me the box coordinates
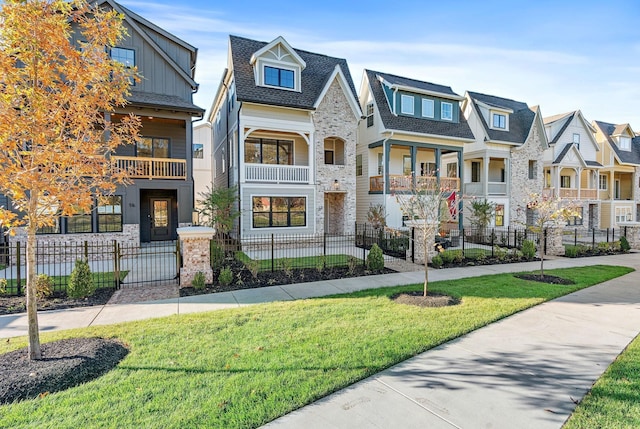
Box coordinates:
[376,72,459,98]
[365,69,474,140]
[229,35,358,110]
[543,111,572,125]
[467,91,535,145]
[127,91,205,115]
[585,160,603,167]
[545,112,575,145]
[553,142,575,164]
[593,120,640,165]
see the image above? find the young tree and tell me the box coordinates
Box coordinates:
[197,186,240,235]
[0,0,140,360]
[520,193,581,278]
[395,174,460,296]
[468,198,495,229]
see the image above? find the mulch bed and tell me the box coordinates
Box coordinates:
[392,291,460,308]
[0,288,115,316]
[0,337,128,404]
[515,273,575,285]
[181,259,394,297]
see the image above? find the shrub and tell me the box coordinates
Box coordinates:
[315,255,326,273]
[366,243,384,271]
[431,254,443,268]
[192,271,206,290]
[564,245,588,258]
[35,274,54,300]
[494,246,508,261]
[440,250,463,265]
[521,240,536,260]
[277,258,293,278]
[244,258,260,279]
[218,266,233,286]
[347,256,360,274]
[0,278,7,295]
[210,241,224,270]
[620,236,631,252]
[67,259,95,299]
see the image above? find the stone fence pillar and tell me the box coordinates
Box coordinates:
[618,223,640,249]
[406,220,437,265]
[544,227,565,256]
[177,227,215,287]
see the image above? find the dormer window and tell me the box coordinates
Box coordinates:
[441,102,453,121]
[421,99,434,118]
[492,113,506,129]
[264,66,294,89]
[619,136,631,151]
[400,94,414,115]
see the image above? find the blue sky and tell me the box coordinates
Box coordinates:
[120,0,640,126]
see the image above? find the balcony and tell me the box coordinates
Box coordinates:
[369,175,460,192]
[112,156,186,180]
[245,163,309,184]
[463,182,507,196]
[543,188,598,200]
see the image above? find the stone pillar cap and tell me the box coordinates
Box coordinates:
[177,226,216,239]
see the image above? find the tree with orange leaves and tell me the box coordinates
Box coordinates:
[0,0,140,360]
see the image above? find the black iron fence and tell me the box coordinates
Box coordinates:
[355,224,410,258]
[0,240,179,296]
[562,227,625,249]
[211,231,398,272]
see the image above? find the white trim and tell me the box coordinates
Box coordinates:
[249,193,310,231]
[378,76,464,101]
[382,128,474,143]
[250,36,307,69]
[490,112,508,130]
[421,98,434,118]
[441,101,453,121]
[400,94,414,115]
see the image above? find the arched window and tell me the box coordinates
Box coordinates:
[324,137,345,165]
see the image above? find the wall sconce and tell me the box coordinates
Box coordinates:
[333,179,340,190]
[192,210,200,226]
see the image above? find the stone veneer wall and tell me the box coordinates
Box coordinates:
[509,119,546,226]
[6,224,139,264]
[544,227,565,256]
[177,227,214,287]
[313,78,358,235]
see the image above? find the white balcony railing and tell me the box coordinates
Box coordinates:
[463,182,507,195]
[245,164,309,184]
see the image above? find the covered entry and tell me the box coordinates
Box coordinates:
[324,191,346,236]
[140,189,178,242]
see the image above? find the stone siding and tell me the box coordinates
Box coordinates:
[509,119,546,226]
[313,78,358,235]
[177,227,214,287]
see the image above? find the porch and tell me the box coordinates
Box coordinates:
[369,175,460,192]
[113,156,187,180]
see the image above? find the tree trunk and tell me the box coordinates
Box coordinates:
[26,223,41,360]
[423,230,429,297]
[540,244,545,279]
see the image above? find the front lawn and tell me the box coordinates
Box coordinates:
[0,265,632,429]
[563,332,640,428]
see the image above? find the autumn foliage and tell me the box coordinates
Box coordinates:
[0,0,140,359]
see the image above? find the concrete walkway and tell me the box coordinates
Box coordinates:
[1,254,639,429]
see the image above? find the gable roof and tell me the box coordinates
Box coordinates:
[546,112,575,145]
[466,91,536,145]
[593,120,640,165]
[365,69,474,140]
[376,72,463,100]
[229,35,358,111]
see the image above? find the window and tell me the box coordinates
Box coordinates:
[441,102,453,121]
[110,47,135,85]
[264,66,294,89]
[573,133,580,147]
[471,161,481,183]
[137,137,170,158]
[421,99,434,118]
[492,113,506,129]
[98,196,123,232]
[560,175,571,188]
[377,153,383,175]
[615,207,632,223]
[567,207,583,226]
[355,154,363,176]
[528,160,537,179]
[400,94,414,115]
[67,208,93,234]
[495,205,504,227]
[37,220,60,235]
[324,138,344,165]
[447,162,457,178]
[366,103,374,127]
[420,162,436,176]
[403,155,412,175]
[619,136,631,150]
[599,174,608,190]
[244,138,293,165]
[193,144,203,159]
[544,169,551,188]
[252,196,306,228]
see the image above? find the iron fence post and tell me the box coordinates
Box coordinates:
[84,241,89,260]
[16,242,21,296]
[612,228,614,243]
[592,228,596,249]
[323,232,327,258]
[411,227,415,263]
[574,228,577,247]
[491,228,495,258]
[544,228,548,254]
[113,241,120,289]
[507,226,511,247]
[462,228,465,253]
[271,234,274,272]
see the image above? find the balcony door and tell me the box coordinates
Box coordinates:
[150,198,171,241]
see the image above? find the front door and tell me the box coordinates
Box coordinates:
[150,198,171,241]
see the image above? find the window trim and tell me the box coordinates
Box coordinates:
[252,196,307,229]
[492,113,506,129]
[136,136,171,159]
[619,136,631,151]
[97,195,123,233]
[263,65,295,89]
[471,161,481,183]
[400,94,414,115]
[110,47,136,86]
[421,98,434,118]
[560,175,571,188]
[573,133,580,144]
[528,160,537,180]
[599,174,608,190]
[244,138,294,165]
[366,103,374,127]
[355,154,363,176]
[441,102,453,121]
[193,143,204,159]
[567,206,583,226]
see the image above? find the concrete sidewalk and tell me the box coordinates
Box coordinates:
[1,254,639,429]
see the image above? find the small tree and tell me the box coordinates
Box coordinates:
[395,174,460,296]
[197,186,240,235]
[0,0,140,360]
[469,198,495,229]
[520,193,581,278]
[367,203,387,230]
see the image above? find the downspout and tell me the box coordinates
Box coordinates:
[236,103,242,237]
[310,110,318,234]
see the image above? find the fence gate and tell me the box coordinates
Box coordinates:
[116,240,180,287]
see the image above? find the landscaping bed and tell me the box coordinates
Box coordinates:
[0,288,115,316]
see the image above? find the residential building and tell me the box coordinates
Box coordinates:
[591,120,640,227]
[7,0,204,244]
[356,70,474,229]
[462,92,547,227]
[193,121,213,211]
[542,111,602,229]
[208,36,361,238]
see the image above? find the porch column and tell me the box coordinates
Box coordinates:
[576,167,582,199]
[457,150,464,229]
[435,148,441,182]
[483,154,489,196]
[308,131,315,185]
[177,226,215,287]
[384,141,391,194]
[504,158,510,195]
[410,145,417,187]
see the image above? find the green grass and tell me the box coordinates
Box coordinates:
[235,252,357,271]
[1,271,126,295]
[563,332,640,428]
[0,265,632,429]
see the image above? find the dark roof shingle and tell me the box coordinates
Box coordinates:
[127,91,204,115]
[593,121,640,165]
[467,91,535,145]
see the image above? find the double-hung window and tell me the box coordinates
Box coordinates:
[492,113,506,129]
[441,102,453,121]
[400,94,414,115]
[421,99,434,118]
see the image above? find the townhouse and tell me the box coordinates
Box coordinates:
[207,36,361,238]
